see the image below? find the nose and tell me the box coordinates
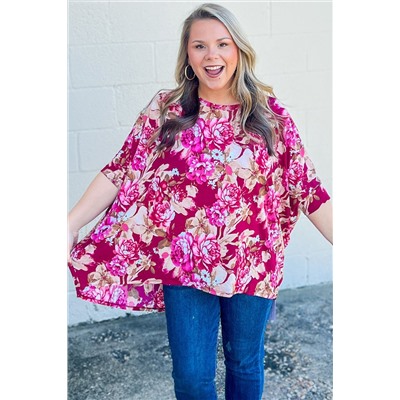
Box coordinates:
[205,46,219,60]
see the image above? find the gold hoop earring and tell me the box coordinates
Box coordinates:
[184,65,196,81]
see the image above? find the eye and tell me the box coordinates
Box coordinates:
[219,42,228,48]
[195,44,205,49]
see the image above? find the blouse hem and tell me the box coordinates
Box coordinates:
[75,292,165,313]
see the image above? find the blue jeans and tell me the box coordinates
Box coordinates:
[163,285,274,400]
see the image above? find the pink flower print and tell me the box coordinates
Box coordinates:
[181,119,205,153]
[106,257,129,276]
[289,158,304,180]
[178,274,192,286]
[82,285,102,301]
[154,287,165,310]
[250,249,263,272]
[149,176,167,202]
[171,232,195,272]
[149,201,175,228]
[70,245,86,260]
[114,239,140,263]
[204,118,234,150]
[118,180,139,208]
[269,269,279,290]
[88,264,119,287]
[151,176,162,192]
[82,283,127,307]
[235,242,250,271]
[265,225,281,250]
[255,147,272,176]
[269,97,288,117]
[108,284,128,306]
[284,119,298,148]
[265,187,280,223]
[91,215,117,242]
[193,234,221,270]
[235,243,252,291]
[186,153,215,184]
[206,202,228,227]
[131,150,147,171]
[236,264,251,292]
[140,126,154,142]
[178,272,203,287]
[287,159,305,194]
[167,102,183,116]
[170,186,186,203]
[123,130,135,150]
[217,182,242,213]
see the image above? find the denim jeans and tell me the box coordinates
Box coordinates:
[163,285,274,400]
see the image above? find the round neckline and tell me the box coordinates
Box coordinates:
[199,97,241,110]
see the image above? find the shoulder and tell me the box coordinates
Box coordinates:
[146,89,172,110]
[139,90,172,120]
[145,89,182,116]
[262,94,301,149]
[265,94,290,118]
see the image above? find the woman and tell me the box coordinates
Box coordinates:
[68,3,332,399]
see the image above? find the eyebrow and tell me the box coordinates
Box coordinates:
[191,37,232,43]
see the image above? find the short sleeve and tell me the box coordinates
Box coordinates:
[100,91,165,188]
[283,113,330,215]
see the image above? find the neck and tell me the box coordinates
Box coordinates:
[198,88,238,105]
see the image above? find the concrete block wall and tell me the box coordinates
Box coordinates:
[68,0,332,325]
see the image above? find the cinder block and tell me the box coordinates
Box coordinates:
[306,32,332,71]
[224,2,270,36]
[306,107,332,184]
[307,251,333,285]
[280,254,308,289]
[285,218,311,258]
[68,171,97,211]
[67,271,76,294]
[302,71,332,109]
[115,83,163,126]
[69,43,155,88]
[286,216,332,257]
[306,108,332,147]
[289,108,307,145]
[252,34,307,76]
[68,1,110,45]
[271,70,331,111]
[109,2,189,43]
[271,2,331,35]
[68,87,116,131]
[155,41,179,83]
[78,128,128,172]
[68,132,79,172]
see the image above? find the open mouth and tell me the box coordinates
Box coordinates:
[204,65,224,78]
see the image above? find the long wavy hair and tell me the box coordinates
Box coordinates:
[155,3,280,155]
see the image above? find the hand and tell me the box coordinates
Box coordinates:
[68,228,79,262]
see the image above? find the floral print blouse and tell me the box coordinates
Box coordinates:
[68,91,330,312]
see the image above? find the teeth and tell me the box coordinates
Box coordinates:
[205,66,223,70]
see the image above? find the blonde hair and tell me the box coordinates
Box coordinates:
[156,3,279,155]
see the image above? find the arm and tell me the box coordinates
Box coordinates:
[68,172,119,257]
[306,199,333,245]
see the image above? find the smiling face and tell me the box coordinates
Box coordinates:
[187,18,239,104]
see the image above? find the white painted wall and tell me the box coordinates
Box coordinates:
[68,0,332,325]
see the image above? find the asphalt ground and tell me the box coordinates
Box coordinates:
[68,282,332,400]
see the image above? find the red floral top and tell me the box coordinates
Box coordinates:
[68,91,330,312]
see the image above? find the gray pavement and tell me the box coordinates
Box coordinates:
[68,283,332,400]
